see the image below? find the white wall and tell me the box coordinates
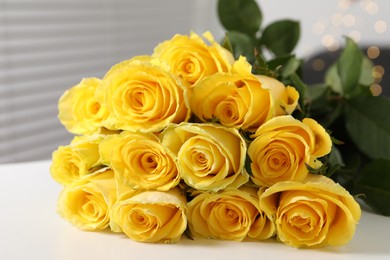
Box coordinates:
[0,0,199,163]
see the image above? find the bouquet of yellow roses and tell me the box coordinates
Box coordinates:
[50,0,389,249]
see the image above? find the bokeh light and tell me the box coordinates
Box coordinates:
[374,20,387,33]
[367,46,380,59]
[312,58,326,71]
[370,84,382,96]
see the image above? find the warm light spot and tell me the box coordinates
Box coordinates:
[328,43,340,52]
[312,22,326,35]
[322,34,340,51]
[321,34,335,47]
[370,84,382,96]
[372,65,385,78]
[366,1,379,15]
[348,30,361,42]
[367,46,380,59]
[312,59,326,71]
[343,14,356,27]
[331,13,343,26]
[338,0,351,10]
[374,20,387,33]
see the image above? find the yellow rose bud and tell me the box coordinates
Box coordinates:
[97,56,190,132]
[58,78,109,135]
[110,188,187,243]
[153,31,234,87]
[187,186,275,241]
[160,122,248,192]
[260,174,361,248]
[99,131,180,191]
[50,135,103,186]
[57,168,117,231]
[248,115,332,187]
[256,75,300,116]
[188,57,273,132]
[302,118,333,158]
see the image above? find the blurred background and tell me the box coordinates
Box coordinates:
[0,0,388,163]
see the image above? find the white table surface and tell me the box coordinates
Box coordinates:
[1,160,389,260]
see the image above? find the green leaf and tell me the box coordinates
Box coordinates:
[267,54,294,71]
[224,31,255,62]
[328,145,344,166]
[355,159,390,216]
[330,134,344,145]
[306,84,328,102]
[326,56,372,97]
[253,54,301,79]
[280,56,302,78]
[337,37,364,96]
[322,100,344,128]
[345,96,390,160]
[253,52,267,71]
[326,52,373,95]
[221,34,234,53]
[331,145,363,192]
[322,145,345,178]
[260,20,300,56]
[359,56,374,86]
[252,53,277,77]
[325,63,343,94]
[305,84,330,118]
[289,73,306,113]
[305,162,327,175]
[217,0,262,36]
[304,84,344,128]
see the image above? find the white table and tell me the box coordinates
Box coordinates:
[1,160,389,260]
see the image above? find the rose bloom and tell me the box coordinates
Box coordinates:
[99,131,179,191]
[58,77,109,135]
[96,56,190,132]
[248,115,332,187]
[256,75,300,116]
[50,135,104,186]
[187,186,275,241]
[188,56,273,132]
[57,168,117,231]
[153,31,234,88]
[260,174,361,248]
[110,188,187,243]
[160,122,248,192]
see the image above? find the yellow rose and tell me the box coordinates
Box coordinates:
[187,186,275,241]
[153,31,234,88]
[248,115,332,187]
[58,78,109,135]
[110,188,187,243]
[188,56,273,132]
[57,168,117,231]
[260,174,361,248]
[97,56,190,132]
[99,131,180,191]
[50,135,103,186]
[159,122,248,192]
[256,75,300,116]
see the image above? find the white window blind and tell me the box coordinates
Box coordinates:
[0,0,204,163]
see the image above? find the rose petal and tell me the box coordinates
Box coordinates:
[260,174,361,247]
